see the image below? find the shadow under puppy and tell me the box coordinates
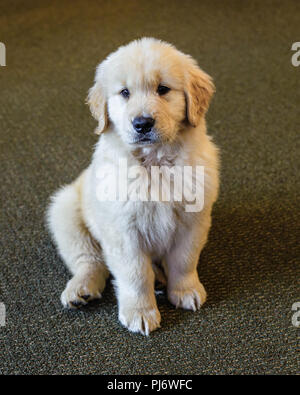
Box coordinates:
[47,38,219,335]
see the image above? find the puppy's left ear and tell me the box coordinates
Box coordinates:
[185,62,215,127]
[86,69,108,135]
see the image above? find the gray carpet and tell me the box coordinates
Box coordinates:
[0,0,299,374]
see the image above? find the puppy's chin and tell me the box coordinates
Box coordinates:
[128,130,161,147]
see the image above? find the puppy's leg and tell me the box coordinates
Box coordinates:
[102,237,160,335]
[47,175,109,308]
[165,211,212,311]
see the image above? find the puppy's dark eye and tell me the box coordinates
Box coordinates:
[157,85,170,95]
[120,88,130,99]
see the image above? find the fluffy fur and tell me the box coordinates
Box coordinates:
[47,38,219,335]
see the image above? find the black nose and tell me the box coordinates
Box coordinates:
[132,116,155,134]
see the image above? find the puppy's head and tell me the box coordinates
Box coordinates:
[87,38,215,146]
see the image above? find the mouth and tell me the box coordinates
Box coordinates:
[130,130,160,146]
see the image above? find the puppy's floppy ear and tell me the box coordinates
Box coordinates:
[86,66,108,135]
[185,61,215,127]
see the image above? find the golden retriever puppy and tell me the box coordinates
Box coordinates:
[47,38,219,335]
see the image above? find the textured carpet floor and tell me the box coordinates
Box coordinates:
[0,0,299,375]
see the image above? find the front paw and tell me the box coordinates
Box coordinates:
[119,303,161,336]
[168,274,207,311]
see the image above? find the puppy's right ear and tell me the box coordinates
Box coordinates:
[86,67,108,135]
[184,60,215,128]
